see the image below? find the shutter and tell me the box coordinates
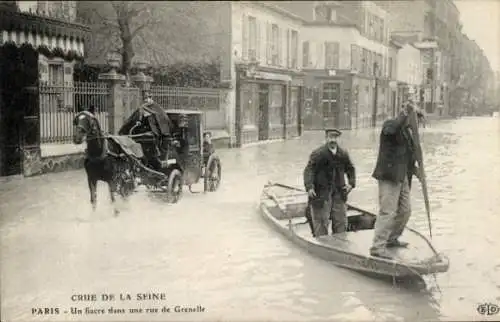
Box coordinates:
[242,14,248,60]
[266,22,271,65]
[350,44,357,70]
[317,42,323,69]
[324,42,329,69]
[280,27,284,67]
[302,41,309,68]
[333,42,339,68]
[287,29,291,68]
[256,19,261,63]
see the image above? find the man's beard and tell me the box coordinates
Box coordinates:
[328,142,337,149]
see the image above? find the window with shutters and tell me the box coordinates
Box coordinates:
[303,41,310,68]
[37,1,49,13]
[271,24,279,66]
[361,48,368,74]
[48,62,64,86]
[376,53,382,77]
[379,18,385,43]
[388,57,393,79]
[291,30,298,69]
[314,5,337,22]
[248,16,257,61]
[350,44,359,71]
[368,51,374,75]
[325,42,339,69]
[242,15,248,60]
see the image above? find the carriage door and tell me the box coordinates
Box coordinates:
[322,82,341,128]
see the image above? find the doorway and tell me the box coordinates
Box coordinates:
[258,84,269,141]
[321,82,341,128]
[0,84,23,177]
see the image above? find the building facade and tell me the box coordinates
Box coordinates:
[375,0,461,117]
[221,2,305,146]
[394,41,424,115]
[0,1,89,176]
[293,1,394,129]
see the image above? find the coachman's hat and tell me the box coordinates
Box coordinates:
[325,128,342,137]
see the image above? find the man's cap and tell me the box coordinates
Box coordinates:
[325,128,341,137]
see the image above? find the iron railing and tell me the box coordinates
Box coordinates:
[150,85,225,111]
[40,82,110,144]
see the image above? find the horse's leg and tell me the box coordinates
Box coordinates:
[108,180,120,216]
[88,177,97,211]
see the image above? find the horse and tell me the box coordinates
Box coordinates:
[72,111,121,216]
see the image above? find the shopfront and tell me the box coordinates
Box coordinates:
[303,69,356,131]
[236,65,304,146]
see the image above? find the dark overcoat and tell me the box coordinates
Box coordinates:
[303,144,356,208]
[372,113,417,184]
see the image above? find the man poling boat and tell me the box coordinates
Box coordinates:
[369,95,428,260]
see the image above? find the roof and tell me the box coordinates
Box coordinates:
[165,109,203,115]
[257,2,307,23]
[266,1,314,21]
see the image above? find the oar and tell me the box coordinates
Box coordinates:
[407,105,433,239]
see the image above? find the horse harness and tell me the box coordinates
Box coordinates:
[75,111,108,161]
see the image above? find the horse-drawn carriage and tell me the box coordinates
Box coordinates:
[116,102,222,203]
[73,101,222,212]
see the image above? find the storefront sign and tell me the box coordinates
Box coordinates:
[328,70,336,76]
[254,71,292,82]
[291,78,304,87]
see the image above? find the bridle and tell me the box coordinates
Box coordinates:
[74,111,107,160]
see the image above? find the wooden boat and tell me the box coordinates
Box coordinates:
[259,182,450,278]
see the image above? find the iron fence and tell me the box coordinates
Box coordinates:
[40,82,110,144]
[150,85,224,111]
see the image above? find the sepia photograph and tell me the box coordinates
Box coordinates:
[0,0,499,321]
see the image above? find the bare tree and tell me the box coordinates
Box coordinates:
[78,1,224,74]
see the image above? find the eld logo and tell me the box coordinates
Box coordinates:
[477,303,500,316]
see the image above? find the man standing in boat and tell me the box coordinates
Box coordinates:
[369,98,424,259]
[303,128,356,237]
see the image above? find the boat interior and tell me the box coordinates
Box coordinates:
[261,184,440,265]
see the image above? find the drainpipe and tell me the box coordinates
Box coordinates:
[371,62,379,127]
[235,65,242,148]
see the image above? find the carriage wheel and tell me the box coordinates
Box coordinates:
[167,169,183,203]
[204,155,221,192]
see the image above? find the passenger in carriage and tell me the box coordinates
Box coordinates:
[202,131,215,165]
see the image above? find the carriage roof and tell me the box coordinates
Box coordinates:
[164,109,204,115]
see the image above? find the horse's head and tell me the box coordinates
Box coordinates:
[73,112,100,145]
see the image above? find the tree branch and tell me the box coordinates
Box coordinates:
[130,18,160,40]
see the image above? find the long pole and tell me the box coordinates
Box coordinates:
[408,106,433,238]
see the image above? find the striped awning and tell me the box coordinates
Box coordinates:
[0,29,84,56]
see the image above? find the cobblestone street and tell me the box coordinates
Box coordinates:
[1,117,500,321]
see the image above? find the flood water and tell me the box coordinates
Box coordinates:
[1,116,499,321]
